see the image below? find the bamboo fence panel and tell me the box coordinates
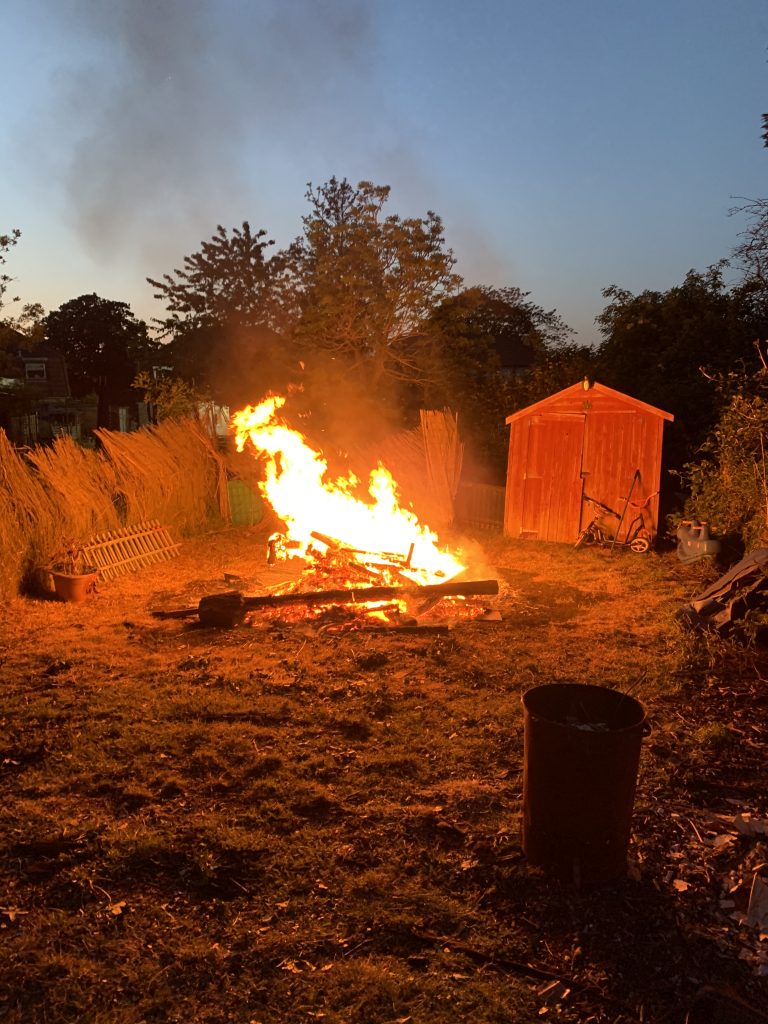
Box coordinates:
[95,417,227,535]
[420,409,464,527]
[27,435,121,541]
[0,414,228,597]
[0,430,59,596]
[347,409,462,533]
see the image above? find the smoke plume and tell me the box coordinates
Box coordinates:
[23,0,377,267]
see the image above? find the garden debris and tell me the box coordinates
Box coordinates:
[537,979,572,1005]
[676,548,768,632]
[685,985,768,1024]
[746,866,768,930]
[42,659,71,676]
[638,804,768,978]
[734,814,768,837]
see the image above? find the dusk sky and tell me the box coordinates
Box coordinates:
[1,0,765,346]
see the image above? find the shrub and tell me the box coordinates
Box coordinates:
[682,354,768,550]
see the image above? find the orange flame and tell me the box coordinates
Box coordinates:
[231,395,465,584]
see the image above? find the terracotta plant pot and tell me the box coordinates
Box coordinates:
[50,569,98,603]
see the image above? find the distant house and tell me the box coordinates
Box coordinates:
[17,345,71,397]
[0,334,88,444]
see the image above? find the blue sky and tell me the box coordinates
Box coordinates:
[1,0,765,346]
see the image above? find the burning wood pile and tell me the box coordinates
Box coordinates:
[153,395,499,632]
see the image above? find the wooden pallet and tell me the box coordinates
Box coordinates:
[82,520,181,581]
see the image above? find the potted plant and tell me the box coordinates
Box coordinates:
[48,542,99,602]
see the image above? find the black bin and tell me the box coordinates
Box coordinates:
[522,683,647,886]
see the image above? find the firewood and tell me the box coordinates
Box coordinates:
[151,578,499,629]
[310,531,343,550]
[351,624,451,635]
[239,577,498,609]
[310,531,416,568]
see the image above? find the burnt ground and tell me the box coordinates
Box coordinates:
[0,524,767,1024]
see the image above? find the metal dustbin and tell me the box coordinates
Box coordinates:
[522,683,647,886]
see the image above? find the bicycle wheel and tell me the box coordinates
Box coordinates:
[629,535,650,554]
[575,526,596,549]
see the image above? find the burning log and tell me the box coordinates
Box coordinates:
[152,578,499,629]
[309,531,415,570]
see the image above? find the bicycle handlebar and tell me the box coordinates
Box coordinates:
[583,490,659,517]
[582,495,619,517]
[620,491,659,509]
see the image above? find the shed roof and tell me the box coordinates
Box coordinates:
[505,379,674,425]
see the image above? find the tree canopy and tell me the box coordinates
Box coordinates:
[423,286,582,477]
[148,222,286,335]
[147,222,293,407]
[0,231,47,375]
[595,265,768,469]
[0,228,21,313]
[147,179,464,429]
[45,294,155,426]
[732,197,768,286]
[289,178,461,395]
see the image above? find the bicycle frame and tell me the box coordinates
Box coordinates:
[575,493,655,553]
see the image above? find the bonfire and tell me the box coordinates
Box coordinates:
[202,395,498,632]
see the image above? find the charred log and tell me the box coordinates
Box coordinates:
[152,579,499,629]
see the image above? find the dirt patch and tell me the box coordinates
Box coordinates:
[1,526,766,1023]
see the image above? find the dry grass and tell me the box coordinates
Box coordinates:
[27,435,121,539]
[0,430,59,597]
[96,417,227,533]
[0,419,227,598]
[0,530,766,1022]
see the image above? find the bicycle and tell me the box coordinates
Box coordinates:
[574,492,657,553]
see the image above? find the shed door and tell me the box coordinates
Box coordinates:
[519,414,585,542]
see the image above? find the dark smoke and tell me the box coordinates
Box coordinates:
[26,0,376,266]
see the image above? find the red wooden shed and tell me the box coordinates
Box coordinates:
[504,380,673,544]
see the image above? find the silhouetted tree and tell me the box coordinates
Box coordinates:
[0,231,48,378]
[0,228,20,312]
[289,178,461,406]
[45,294,155,427]
[424,286,584,479]
[595,265,768,469]
[148,222,292,406]
[148,222,287,333]
[732,197,768,286]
